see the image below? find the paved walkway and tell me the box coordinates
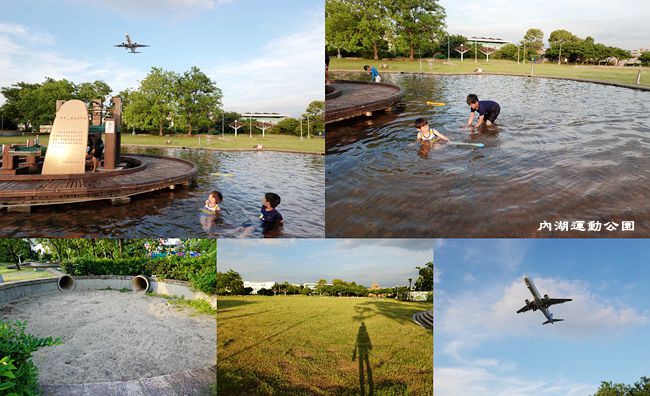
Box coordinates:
[40,366,215,396]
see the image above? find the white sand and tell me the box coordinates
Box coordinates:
[1,290,216,384]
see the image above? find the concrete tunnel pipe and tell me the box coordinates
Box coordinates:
[57,275,76,292]
[131,275,150,292]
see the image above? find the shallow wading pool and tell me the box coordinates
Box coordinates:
[0,148,325,238]
[326,73,650,237]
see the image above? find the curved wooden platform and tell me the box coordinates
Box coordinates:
[0,154,197,209]
[325,80,404,124]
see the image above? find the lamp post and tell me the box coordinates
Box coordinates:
[557,40,564,65]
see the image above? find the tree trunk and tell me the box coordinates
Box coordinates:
[373,42,379,60]
[118,239,124,257]
[409,46,415,61]
[188,112,193,136]
[337,47,341,58]
[159,120,163,137]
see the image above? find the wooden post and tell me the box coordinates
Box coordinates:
[104,97,122,170]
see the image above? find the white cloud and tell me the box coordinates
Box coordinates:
[207,10,323,116]
[77,0,229,20]
[334,238,434,252]
[434,366,595,396]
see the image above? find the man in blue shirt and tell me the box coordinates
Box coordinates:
[363,65,381,82]
[465,94,500,129]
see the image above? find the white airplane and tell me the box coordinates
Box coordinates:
[114,33,149,54]
[516,277,572,325]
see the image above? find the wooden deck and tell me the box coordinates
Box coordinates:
[325,80,404,124]
[0,154,197,209]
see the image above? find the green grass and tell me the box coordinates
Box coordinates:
[0,133,324,154]
[0,262,55,283]
[146,292,216,315]
[331,58,650,88]
[217,295,432,395]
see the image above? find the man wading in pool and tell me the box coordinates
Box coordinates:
[465,94,500,131]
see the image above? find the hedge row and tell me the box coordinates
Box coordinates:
[61,253,216,295]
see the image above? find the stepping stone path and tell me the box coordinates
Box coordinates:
[412,309,433,330]
[40,365,215,396]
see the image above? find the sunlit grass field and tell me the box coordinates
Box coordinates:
[0,262,55,283]
[0,133,324,154]
[330,58,649,88]
[217,295,432,395]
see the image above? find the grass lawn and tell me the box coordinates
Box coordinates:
[331,58,650,88]
[217,295,432,395]
[0,262,55,283]
[0,133,324,154]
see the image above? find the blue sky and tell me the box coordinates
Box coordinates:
[434,239,650,396]
[0,0,323,116]
[440,0,650,50]
[218,239,433,287]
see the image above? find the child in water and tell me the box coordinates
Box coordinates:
[259,192,283,234]
[203,191,223,213]
[465,94,500,129]
[414,117,449,142]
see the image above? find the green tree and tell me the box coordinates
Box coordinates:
[0,82,39,131]
[216,269,244,295]
[76,80,112,106]
[640,52,650,65]
[353,0,389,60]
[24,78,77,130]
[123,67,177,136]
[326,0,362,57]
[389,0,446,60]
[174,66,223,135]
[493,44,519,61]
[521,28,544,59]
[548,29,579,45]
[272,118,300,135]
[302,100,325,136]
[594,376,650,395]
[0,239,33,270]
[414,262,433,291]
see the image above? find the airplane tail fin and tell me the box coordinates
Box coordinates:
[542,318,563,325]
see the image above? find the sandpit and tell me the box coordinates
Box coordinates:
[0,289,216,384]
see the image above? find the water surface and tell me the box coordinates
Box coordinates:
[326,73,650,237]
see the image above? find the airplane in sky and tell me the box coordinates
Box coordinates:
[114,33,149,53]
[516,277,572,325]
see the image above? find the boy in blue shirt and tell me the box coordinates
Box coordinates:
[465,94,500,129]
[259,192,283,234]
[363,65,381,82]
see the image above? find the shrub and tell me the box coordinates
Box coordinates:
[0,320,62,395]
[62,257,148,276]
[60,252,216,295]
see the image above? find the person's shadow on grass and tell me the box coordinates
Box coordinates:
[352,321,373,396]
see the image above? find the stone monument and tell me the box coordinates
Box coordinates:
[41,100,89,175]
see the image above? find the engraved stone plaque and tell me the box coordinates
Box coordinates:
[42,100,89,175]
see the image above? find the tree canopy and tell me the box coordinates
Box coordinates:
[594,376,650,395]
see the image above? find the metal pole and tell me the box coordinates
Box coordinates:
[307,115,310,139]
[475,41,477,63]
[300,119,303,140]
[523,43,526,64]
[249,116,252,138]
[517,45,520,64]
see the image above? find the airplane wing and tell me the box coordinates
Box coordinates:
[133,44,150,48]
[545,298,572,307]
[516,303,535,313]
[114,44,127,47]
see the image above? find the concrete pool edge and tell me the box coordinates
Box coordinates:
[331,70,650,92]
[0,276,217,308]
[39,365,216,395]
[122,144,325,156]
